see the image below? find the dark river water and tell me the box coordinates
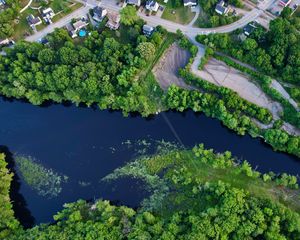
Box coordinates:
[0,97,299,227]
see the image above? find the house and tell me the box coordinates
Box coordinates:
[73,19,89,32]
[143,25,155,36]
[93,6,107,22]
[243,22,257,36]
[27,14,42,28]
[279,0,292,7]
[126,0,141,6]
[106,11,121,30]
[42,8,55,24]
[0,38,10,46]
[0,0,6,6]
[66,23,77,38]
[146,0,159,12]
[215,1,229,15]
[66,19,89,38]
[183,0,197,7]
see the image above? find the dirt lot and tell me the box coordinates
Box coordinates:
[153,43,192,90]
[193,58,283,117]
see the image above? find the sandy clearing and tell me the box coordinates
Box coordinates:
[192,58,283,117]
[153,43,193,91]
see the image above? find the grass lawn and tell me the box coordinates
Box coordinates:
[51,2,83,23]
[159,0,196,25]
[13,8,36,40]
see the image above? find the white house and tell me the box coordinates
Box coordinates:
[126,0,141,7]
[183,0,197,7]
[93,6,107,22]
[42,8,55,24]
[146,0,159,12]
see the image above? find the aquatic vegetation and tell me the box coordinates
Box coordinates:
[15,155,68,198]
[78,181,91,187]
[3,146,300,239]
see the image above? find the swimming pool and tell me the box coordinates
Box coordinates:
[79,29,87,37]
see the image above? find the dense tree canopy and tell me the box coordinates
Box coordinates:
[0,0,20,39]
[0,27,164,116]
[197,14,300,85]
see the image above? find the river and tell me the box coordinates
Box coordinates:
[0,97,299,227]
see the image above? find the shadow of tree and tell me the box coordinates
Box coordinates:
[0,146,35,228]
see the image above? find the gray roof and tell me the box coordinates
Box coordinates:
[93,6,106,17]
[183,0,197,4]
[215,4,227,14]
[127,0,141,5]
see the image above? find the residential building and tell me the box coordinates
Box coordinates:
[0,0,6,6]
[146,0,159,12]
[183,0,197,7]
[27,14,42,28]
[243,22,257,36]
[73,19,89,32]
[66,19,89,38]
[215,1,229,15]
[66,23,77,38]
[93,6,107,22]
[106,11,121,30]
[143,25,155,36]
[42,8,55,24]
[126,0,141,6]
[279,0,292,7]
[0,38,10,46]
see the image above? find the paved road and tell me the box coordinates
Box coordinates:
[20,0,33,13]
[26,0,274,42]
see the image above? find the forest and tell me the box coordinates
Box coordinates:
[0,0,20,39]
[1,145,300,239]
[0,23,167,116]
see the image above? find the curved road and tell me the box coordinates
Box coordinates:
[26,0,275,42]
[20,0,33,13]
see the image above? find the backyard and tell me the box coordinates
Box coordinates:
[13,0,83,40]
[159,0,196,25]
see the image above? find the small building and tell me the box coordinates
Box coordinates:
[42,8,55,24]
[143,25,155,36]
[183,0,197,7]
[243,22,257,36]
[106,11,121,30]
[93,6,107,22]
[146,0,159,12]
[0,0,6,6]
[126,0,141,6]
[279,0,292,7]
[73,19,89,32]
[66,19,89,38]
[0,38,10,46]
[27,14,42,28]
[215,1,229,15]
[66,23,77,38]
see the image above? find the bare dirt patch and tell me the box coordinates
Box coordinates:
[153,43,192,90]
[192,57,282,117]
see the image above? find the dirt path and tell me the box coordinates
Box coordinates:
[153,43,193,91]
